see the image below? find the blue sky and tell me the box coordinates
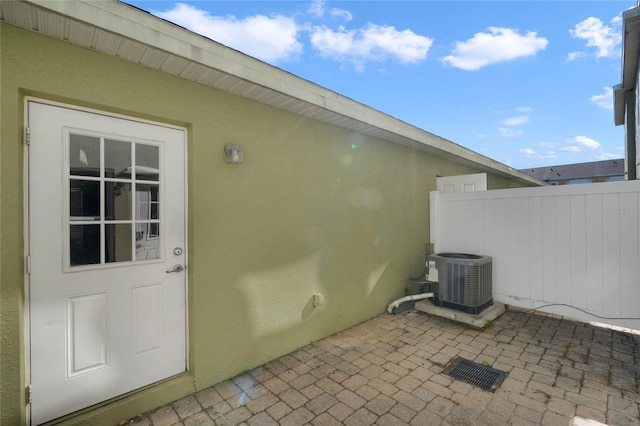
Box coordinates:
[125,0,635,169]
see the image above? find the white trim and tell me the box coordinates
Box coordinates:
[5,2,543,187]
[63,130,167,271]
[23,98,33,426]
[24,97,187,132]
[23,96,190,421]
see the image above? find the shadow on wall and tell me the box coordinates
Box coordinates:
[191,124,430,384]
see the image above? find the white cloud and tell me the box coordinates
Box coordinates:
[597,152,619,160]
[441,27,548,71]
[561,146,581,152]
[308,1,352,22]
[498,107,531,137]
[574,135,601,150]
[503,115,529,126]
[589,86,614,110]
[520,148,557,160]
[566,51,587,61]
[568,16,621,60]
[154,3,302,63]
[330,8,352,22]
[308,0,325,18]
[310,24,433,71]
[563,135,601,152]
[499,128,523,137]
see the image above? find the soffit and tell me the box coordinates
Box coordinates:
[1,0,543,186]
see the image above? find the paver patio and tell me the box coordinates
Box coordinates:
[122,307,640,426]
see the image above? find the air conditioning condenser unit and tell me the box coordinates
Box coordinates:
[427,253,492,315]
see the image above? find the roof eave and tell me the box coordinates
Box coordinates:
[615,6,640,126]
[1,0,544,187]
[621,6,640,91]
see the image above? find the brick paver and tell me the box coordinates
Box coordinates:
[121,308,640,425]
[173,396,202,419]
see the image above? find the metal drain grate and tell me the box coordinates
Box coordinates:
[443,357,505,392]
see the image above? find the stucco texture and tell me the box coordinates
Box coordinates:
[1,23,531,425]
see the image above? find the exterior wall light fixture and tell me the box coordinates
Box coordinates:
[224,144,243,165]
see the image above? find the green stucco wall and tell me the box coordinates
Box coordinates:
[1,23,531,425]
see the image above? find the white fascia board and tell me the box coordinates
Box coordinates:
[25,0,410,141]
[323,100,542,185]
[614,6,640,126]
[26,0,327,105]
[621,7,640,90]
[23,0,542,186]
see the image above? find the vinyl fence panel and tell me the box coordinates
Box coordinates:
[430,180,640,330]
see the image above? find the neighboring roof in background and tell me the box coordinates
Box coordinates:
[519,159,625,181]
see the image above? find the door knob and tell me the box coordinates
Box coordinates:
[165,264,184,273]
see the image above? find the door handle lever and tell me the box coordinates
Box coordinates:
[166,264,184,273]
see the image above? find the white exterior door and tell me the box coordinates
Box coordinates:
[28,101,187,424]
[436,173,487,193]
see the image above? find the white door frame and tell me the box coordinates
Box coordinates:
[23,97,189,423]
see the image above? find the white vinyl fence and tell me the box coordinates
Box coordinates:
[430,180,640,330]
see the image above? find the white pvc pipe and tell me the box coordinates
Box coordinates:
[387,292,434,314]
